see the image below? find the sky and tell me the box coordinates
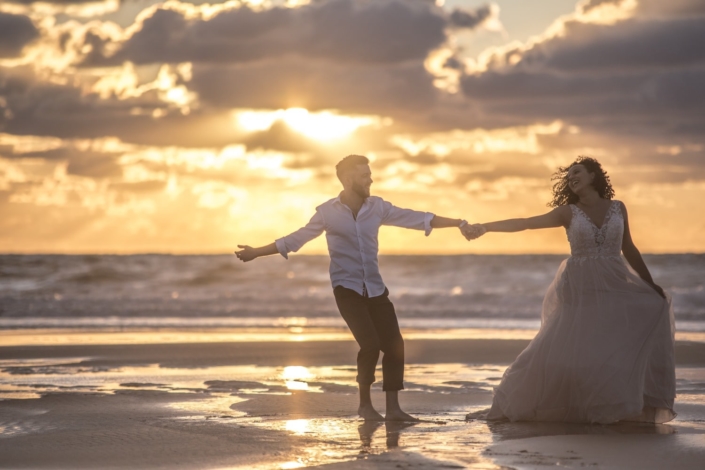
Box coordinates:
[0,0,703,254]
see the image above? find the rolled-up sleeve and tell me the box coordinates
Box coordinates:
[275,211,325,259]
[380,200,435,237]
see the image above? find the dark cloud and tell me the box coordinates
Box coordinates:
[84,0,455,66]
[443,56,464,70]
[0,66,250,147]
[462,65,705,122]
[0,13,38,58]
[580,0,620,13]
[634,0,705,17]
[462,67,705,142]
[460,5,705,145]
[452,1,705,183]
[0,0,493,147]
[1,146,123,178]
[580,0,705,17]
[461,70,633,101]
[449,5,492,29]
[1,70,142,138]
[191,59,438,114]
[66,151,123,178]
[77,0,497,68]
[6,105,248,148]
[509,17,705,73]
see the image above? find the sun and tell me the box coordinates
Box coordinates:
[234,108,387,141]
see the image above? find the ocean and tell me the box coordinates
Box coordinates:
[1,254,704,332]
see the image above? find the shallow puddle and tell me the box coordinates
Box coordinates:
[2,358,705,469]
[0,361,507,400]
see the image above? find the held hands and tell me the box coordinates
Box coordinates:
[460,223,487,241]
[234,244,257,262]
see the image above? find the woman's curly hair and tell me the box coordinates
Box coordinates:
[548,156,615,207]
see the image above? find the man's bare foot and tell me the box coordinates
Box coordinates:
[358,404,384,421]
[384,409,420,422]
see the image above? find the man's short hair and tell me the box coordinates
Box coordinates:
[336,154,369,181]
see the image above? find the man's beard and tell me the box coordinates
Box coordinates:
[351,181,369,199]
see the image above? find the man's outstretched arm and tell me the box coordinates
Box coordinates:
[380,200,466,236]
[235,211,325,262]
[430,215,466,229]
[235,243,279,262]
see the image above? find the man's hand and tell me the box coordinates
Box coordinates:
[235,244,258,262]
[461,224,486,241]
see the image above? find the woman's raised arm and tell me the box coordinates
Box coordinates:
[481,206,572,233]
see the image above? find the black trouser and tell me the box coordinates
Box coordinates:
[333,286,404,391]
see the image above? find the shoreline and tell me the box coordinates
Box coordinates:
[3,334,705,367]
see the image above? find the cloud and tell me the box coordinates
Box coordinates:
[83,0,457,66]
[1,0,121,18]
[0,133,127,181]
[492,16,705,73]
[190,59,439,114]
[0,1,497,145]
[0,65,241,147]
[449,4,493,29]
[0,13,38,58]
[66,150,123,177]
[4,147,123,178]
[459,0,705,150]
[243,120,321,153]
[624,0,705,17]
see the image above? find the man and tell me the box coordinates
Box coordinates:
[235,154,468,421]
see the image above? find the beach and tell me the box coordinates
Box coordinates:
[2,254,704,468]
[2,330,705,469]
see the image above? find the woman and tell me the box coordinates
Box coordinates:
[465,157,676,424]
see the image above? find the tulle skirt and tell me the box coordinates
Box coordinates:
[487,255,676,424]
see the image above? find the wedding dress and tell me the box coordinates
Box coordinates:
[486,201,676,424]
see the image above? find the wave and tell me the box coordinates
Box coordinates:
[0,254,702,322]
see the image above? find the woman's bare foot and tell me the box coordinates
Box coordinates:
[358,404,384,421]
[384,409,420,422]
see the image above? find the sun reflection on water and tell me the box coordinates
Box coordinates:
[281,366,313,381]
[282,366,313,391]
[0,327,614,347]
[285,381,309,391]
[285,419,310,435]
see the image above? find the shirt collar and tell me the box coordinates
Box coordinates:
[334,192,372,206]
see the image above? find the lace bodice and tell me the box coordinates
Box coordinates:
[566,201,623,258]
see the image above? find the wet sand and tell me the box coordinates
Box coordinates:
[1,332,705,469]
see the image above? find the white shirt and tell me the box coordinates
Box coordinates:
[275,195,434,297]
